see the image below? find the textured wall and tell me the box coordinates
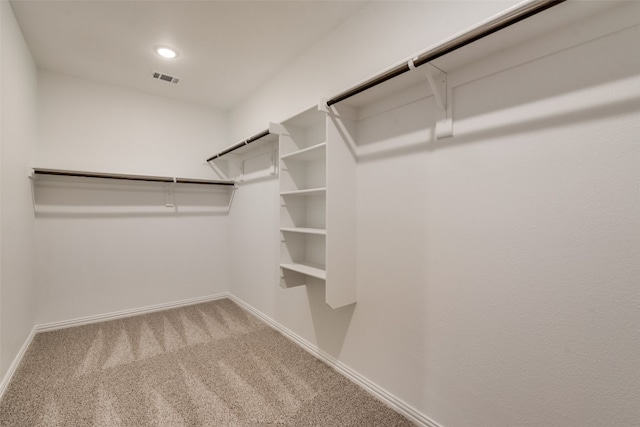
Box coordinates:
[0,0,38,378]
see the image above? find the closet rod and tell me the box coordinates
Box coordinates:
[326,0,565,107]
[33,168,235,186]
[206,129,271,162]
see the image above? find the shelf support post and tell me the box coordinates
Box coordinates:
[408,59,453,140]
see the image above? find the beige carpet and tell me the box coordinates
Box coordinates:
[0,299,414,426]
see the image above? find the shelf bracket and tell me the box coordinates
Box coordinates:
[164,178,176,208]
[318,98,329,114]
[227,184,238,212]
[239,159,245,183]
[28,168,37,214]
[269,122,287,136]
[206,158,231,181]
[408,59,453,140]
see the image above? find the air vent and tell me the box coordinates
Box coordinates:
[151,70,181,84]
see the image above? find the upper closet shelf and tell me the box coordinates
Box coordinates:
[327,0,578,108]
[206,125,278,161]
[323,0,612,139]
[31,168,235,186]
[280,227,326,236]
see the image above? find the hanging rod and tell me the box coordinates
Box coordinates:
[326,0,566,107]
[32,168,235,186]
[206,129,271,162]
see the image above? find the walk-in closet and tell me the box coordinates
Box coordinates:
[1,1,638,426]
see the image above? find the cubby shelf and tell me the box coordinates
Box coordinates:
[280,142,326,162]
[280,263,326,280]
[277,104,356,309]
[280,227,326,236]
[280,188,326,197]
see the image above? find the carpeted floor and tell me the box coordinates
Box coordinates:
[0,299,414,426]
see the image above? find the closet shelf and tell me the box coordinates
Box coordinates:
[280,263,326,280]
[206,129,278,161]
[31,168,235,186]
[280,142,326,162]
[280,227,326,236]
[280,188,326,197]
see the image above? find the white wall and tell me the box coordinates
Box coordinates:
[37,71,228,178]
[35,72,232,324]
[354,21,640,427]
[228,2,640,427]
[0,0,38,378]
[229,0,519,140]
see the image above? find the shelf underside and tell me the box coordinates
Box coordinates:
[280,227,326,236]
[280,187,326,197]
[280,262,326,280]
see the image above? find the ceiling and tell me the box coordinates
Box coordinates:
[10,0,368,110]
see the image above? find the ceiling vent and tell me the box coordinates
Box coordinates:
[151,70,181,84]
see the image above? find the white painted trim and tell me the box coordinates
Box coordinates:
[227,294,442,427]
[35,293,230,332]
[0,327,37,401]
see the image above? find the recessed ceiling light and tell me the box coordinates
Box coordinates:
[155,46,178,59]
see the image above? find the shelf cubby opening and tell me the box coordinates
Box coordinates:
[279,157,326,193]
[279,108,327,155]
[280,194,326,230]
[280,232,326,271]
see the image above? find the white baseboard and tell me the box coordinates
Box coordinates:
[0,326,37,401]
[35,293,230,332]
[227,294,442,427]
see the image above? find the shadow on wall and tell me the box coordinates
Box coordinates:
[349,25,640,164]
[453,25,640,124]
[306,278,356,359]
[350,82,639,165]
[32,175,233,218]
[433,95,640,152]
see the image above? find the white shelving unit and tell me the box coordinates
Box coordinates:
[278,106,327,292]
[277,104,357,308]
